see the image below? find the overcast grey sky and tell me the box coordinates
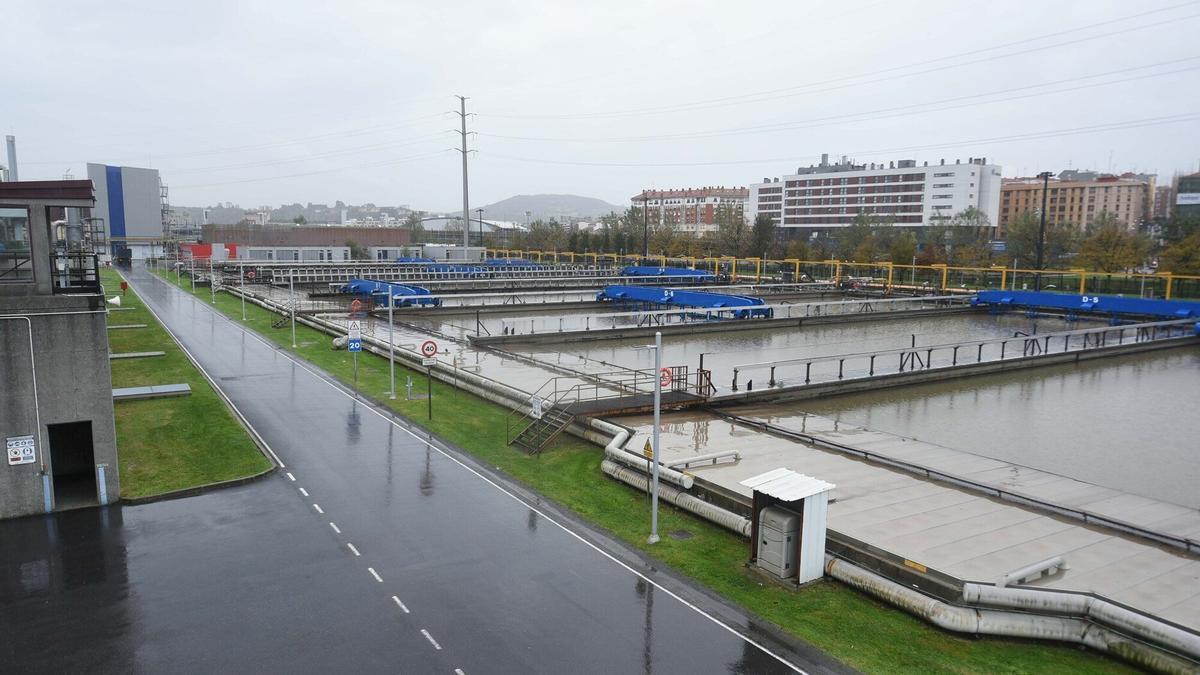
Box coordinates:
[4,0,1199,211]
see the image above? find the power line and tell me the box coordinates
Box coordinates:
[477,57,1200,144]
[480,1,1200,120]
[481,112,1200,168]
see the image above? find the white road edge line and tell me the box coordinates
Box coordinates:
[153,270,803,674]
[298,487,309,497]
[329,522,341,534]
[312,503,324,514]
[392,596,410,614]
[454,669,465,675]
[347,543,361,557]
[420,629,442,650]
[368,567,383,583]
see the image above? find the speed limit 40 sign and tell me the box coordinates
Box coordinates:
[420,340,439,358]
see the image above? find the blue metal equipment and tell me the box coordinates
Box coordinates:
[596,285,771,319]
[619,265,715,281]
[485,258,542,269]
[341,278,441,307]
[972,290,1200,323]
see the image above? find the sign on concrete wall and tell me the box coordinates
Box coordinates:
[7,435,36,466]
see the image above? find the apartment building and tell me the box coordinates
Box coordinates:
[998,172,1155,234]
[630,187,748,235]
[749,155,1002,235]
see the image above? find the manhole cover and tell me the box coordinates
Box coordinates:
[668,530,694,540]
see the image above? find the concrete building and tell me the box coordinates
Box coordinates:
[1153,185,1174,221]
[750,155,1002,235]
[631,187,749,235]
[200,223,411,248]
[1176,172,1200,219]
[998,173,1154,234]
[86,163,166,260]
[1,180,119,519]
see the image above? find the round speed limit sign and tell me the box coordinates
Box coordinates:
[659,367,672,388]
[420,340,439,357]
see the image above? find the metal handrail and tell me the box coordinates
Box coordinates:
[500,294,967,335]
[730,318,1198,389]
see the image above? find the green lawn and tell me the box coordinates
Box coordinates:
[151,265,1133,674]
[103,268,271,498]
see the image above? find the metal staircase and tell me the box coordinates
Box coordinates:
[510,407,576,454]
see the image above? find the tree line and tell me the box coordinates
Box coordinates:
[500,205,1200,275]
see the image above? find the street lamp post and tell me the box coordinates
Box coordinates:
[388,290,396,399]
[289,270,297,349]
[642,192,649,261]
[476,208,484,251]
[1035,171,1053,291]
[633,331,664,544]
[240,262,246,321]
[209,257,216,304]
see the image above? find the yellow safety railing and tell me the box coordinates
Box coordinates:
[481,249,1200,298]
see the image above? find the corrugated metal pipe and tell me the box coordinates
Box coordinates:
[600,460,749,537]
[602,445,694,489]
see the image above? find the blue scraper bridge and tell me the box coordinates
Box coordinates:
[596,285,772,319]
[972,290,1200,333]
[619,265,716,282]
[341,278,441,307]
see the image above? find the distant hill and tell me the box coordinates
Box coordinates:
[479,194,623,223]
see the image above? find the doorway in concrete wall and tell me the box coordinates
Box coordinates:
[47,421,97,510]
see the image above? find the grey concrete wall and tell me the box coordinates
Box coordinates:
[0,294,118,518]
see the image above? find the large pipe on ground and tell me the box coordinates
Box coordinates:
[831,558,1199,674]
[601,460,749,536]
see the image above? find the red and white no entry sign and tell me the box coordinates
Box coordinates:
[420,340,439,357]
[246,270,256,279]
[659,367,672,388]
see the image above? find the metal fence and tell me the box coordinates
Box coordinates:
[730,319,1198,390]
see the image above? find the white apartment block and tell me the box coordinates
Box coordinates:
[750,155,1003,232]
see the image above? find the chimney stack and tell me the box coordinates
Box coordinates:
[5,136,17,182]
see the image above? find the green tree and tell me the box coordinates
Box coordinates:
[292,215,307,225]
[784,237,810,261]
[750,213,777,258]
[889,231,917,265]
[715,205,751,257]
[837,213,882,260]
[1157,231,1200,275]
[946,207,995,266]
[1160,212,1200,246]
[1002,210,1078,268]
[1076,213,1150,272]
[344,239,368,260]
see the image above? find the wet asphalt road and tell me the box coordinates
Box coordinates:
[0,264,849,674]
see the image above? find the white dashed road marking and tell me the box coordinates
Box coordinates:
[298,487,308,497]
[329,522,341,534]
[286,472,295,481]
[421,629,442,650]
[312,503,324,514]
[392,596,410,614]
[368,567,383,583]
[347,543,361,557]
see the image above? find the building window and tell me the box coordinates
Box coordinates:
[933,172,954,177]
[0,207,32,282]
[932,183,954,188]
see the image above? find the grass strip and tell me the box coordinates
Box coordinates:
[151,266,1132,674]
[103,268,271,498]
